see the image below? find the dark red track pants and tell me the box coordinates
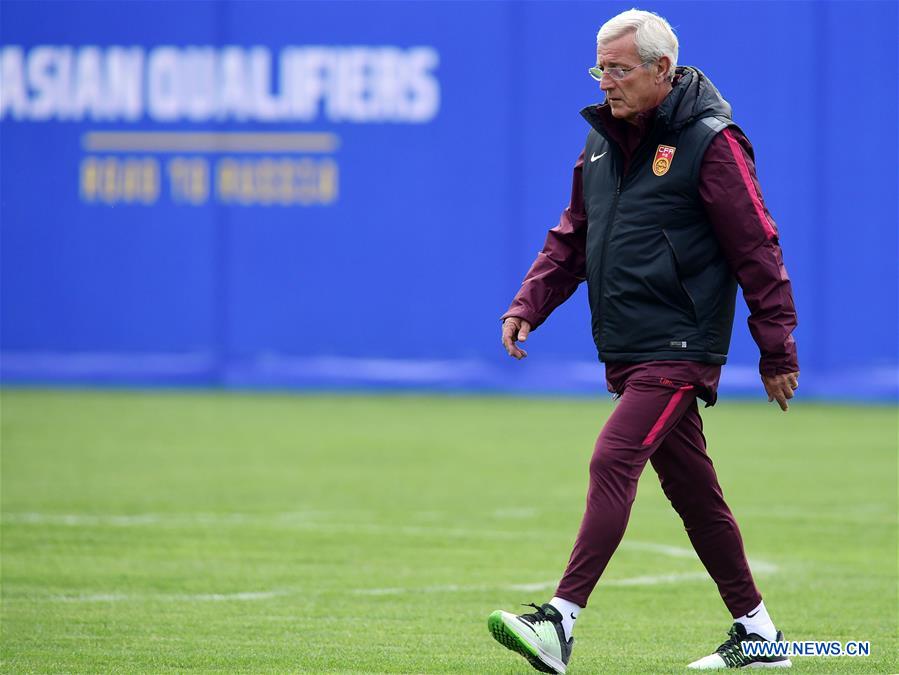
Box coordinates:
[554,377,762,617]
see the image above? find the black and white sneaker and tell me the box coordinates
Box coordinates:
[488,602,574,674]
[688,622,792,669]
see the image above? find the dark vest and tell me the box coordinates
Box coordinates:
[581,110,738,364]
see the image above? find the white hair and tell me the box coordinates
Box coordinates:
[597,9,679,80]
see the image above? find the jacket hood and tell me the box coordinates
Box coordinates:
[581,66,732,132]
[659,66,732,130]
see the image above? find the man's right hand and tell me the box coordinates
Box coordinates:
[502,317,532,360]
[761,371,799,411]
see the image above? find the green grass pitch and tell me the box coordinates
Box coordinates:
[1,389,896,673]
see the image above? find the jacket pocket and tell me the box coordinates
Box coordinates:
[662,229,700,326]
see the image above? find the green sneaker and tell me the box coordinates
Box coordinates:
[488,602,574,674]
[687,622,792,669]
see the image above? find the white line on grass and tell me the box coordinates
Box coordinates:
[2,513,778,573]
[7,505,887,528]
[5,512,170,526]
[56,593,131,602]
[34,573,723,603]
[49,590,290,603]
[2,511,368,527]
[621,541,777,574]
[2,512,534,539]
[353,572,715,596]
[491,507,539,519]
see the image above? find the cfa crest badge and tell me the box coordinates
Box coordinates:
[652,145,676,176]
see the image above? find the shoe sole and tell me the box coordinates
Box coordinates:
[688,656,793,670]
[487,611,565,674]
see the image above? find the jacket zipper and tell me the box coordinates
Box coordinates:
[620,117,663,187]
[594,118,663,346]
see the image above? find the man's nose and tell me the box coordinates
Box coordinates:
[600,78,615,92]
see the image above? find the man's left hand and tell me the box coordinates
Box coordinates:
[761,371,799,411]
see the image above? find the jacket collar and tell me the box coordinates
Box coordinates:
[581,66,731,137]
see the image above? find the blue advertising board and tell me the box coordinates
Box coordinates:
[1,1,896,400]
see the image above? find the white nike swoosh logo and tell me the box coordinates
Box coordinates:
[591,151,607,162]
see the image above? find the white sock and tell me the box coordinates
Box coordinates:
[736,600,777,641]
[549,596,582,641]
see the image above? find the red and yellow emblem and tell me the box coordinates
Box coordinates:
[652,144,676,176]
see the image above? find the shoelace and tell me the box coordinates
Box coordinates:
[519,602,551,625]
[715,625,751,668]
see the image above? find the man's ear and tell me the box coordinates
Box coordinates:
[656,56,671,83]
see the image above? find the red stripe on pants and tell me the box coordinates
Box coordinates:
[642,384,693,446]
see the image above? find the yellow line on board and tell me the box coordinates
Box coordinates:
[82,131,340,154]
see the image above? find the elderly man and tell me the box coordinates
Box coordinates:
[487,9,799,673]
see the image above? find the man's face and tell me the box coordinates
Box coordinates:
[596,33,667,122]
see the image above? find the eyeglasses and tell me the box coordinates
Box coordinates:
[588,62,650,81]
